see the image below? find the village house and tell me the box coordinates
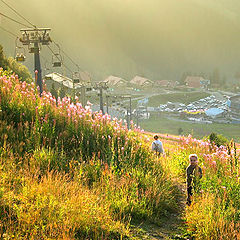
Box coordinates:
[102,75,127,89]
[184,76,210,89]
[44,72,83,95]
[130,76,154,88]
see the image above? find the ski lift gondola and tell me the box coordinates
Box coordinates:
[72,65,81,83]
[52,44,63,67]
[14,37,26,62]
[72,71,80,83]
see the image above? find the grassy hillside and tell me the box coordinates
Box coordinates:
[139,115,240,142]
[156,134,240,239]
[0,68,181,239]
[0,68,239,239]
[145,92,210,107]
[0,44,32,83]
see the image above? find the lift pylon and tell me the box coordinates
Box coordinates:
[19,28,51,95]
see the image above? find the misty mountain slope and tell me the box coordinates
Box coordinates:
[1,0,240,80]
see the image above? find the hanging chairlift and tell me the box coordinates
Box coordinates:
[86,87,92,91]
[15,52,26,62]
[45,71,52,80]
[52,44,63,67]
[72,72,80,83]
[72,65,80,83]
[44,61,52,80]
[52,53,62,67]
[14,38,26,62]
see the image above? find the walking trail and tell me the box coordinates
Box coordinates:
[130,133,190,240]
[130,183,188,240]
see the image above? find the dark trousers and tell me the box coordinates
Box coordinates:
[187,186,193,205]
[187,186,193,196]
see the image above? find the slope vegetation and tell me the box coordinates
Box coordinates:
[0,68,239,239]
[0,69,180,239]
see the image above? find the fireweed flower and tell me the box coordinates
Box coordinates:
[211,161,217,167]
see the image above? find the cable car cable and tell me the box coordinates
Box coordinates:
[0,0,36,28]
[40,54,48,62]
[52,39,84,72]
[0,12,32,28]
[0,25,18,37]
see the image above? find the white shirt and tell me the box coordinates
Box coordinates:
[152,139,164,153]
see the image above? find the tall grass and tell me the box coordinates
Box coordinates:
[157,134,240,239]
[0,68,181,238]
[2,68,238,239]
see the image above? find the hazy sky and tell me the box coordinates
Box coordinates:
[1,0,240,81]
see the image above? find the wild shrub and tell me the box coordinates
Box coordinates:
[209,132,229,147]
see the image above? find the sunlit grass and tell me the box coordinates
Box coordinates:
[139,115,240,142]
[0,69,181,239]
[0,68,239,239]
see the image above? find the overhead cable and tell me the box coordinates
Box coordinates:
[0,0,36,28]
[0,25,18,37]
[52,39,84,72]
[0,12,32,28]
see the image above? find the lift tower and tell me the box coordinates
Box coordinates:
[19,28,51,95]
[93,82,108,114]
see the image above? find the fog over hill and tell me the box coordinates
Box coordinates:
[1,0,240,82]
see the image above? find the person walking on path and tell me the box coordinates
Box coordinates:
[186,154,202,206]
[151,135,164,157]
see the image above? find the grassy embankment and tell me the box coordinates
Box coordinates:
[140,114,240,142]
[147,91,210,107]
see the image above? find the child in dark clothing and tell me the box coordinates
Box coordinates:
[186,154,202,206]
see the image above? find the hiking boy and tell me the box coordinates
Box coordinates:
[186,154,202,206]
[151,135,164,156]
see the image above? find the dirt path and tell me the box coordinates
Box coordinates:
[131,214,185,239]
[130,184,188,240]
